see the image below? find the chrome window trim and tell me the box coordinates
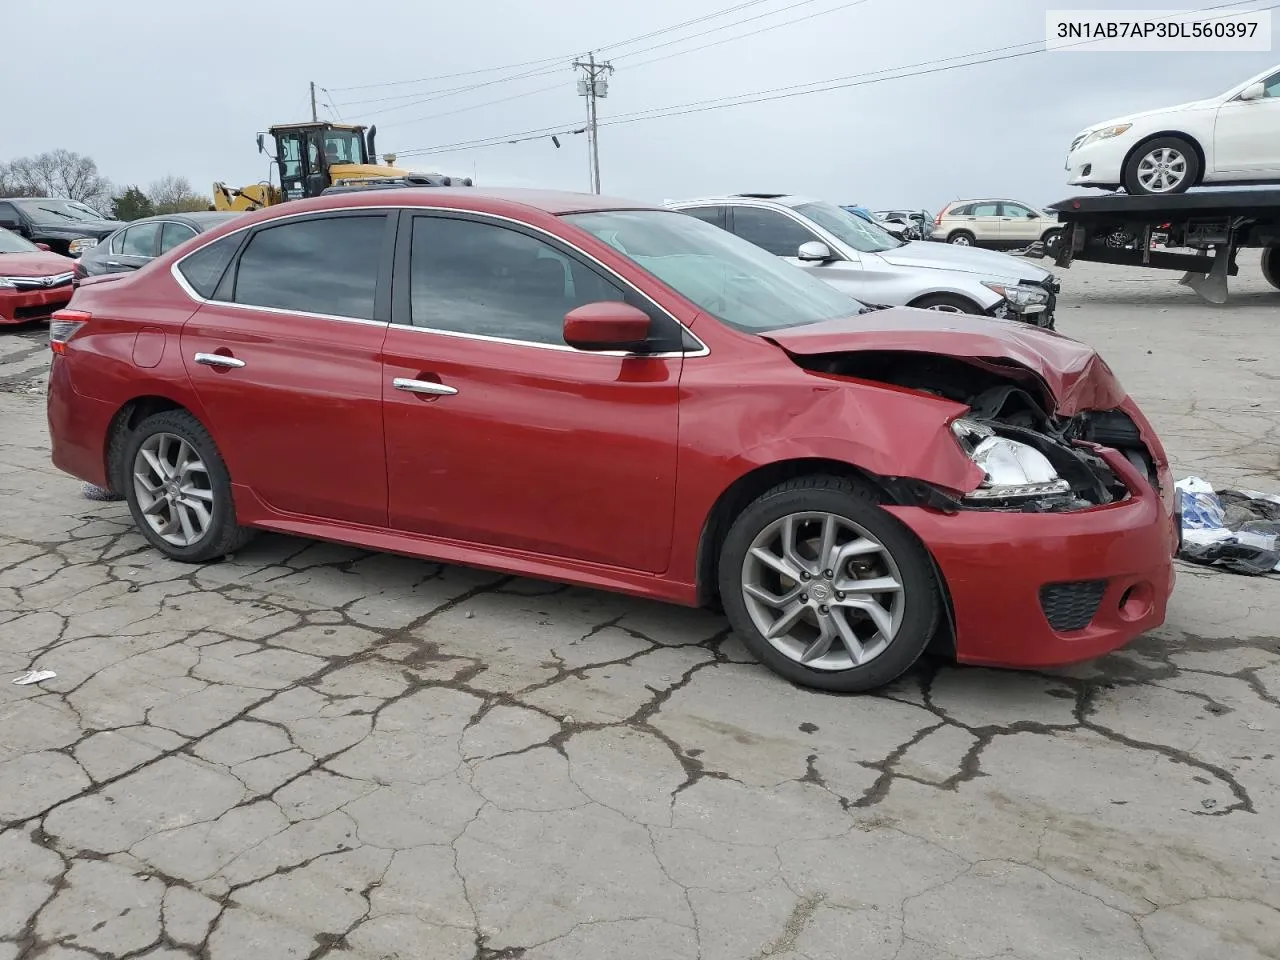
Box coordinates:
[169,203,709,358]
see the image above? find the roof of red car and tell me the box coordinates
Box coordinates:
[292,186,657,217]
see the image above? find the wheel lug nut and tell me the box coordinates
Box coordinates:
[801,572,810,580]
[800,594,808,602]
[819,605,829,615]
[823,569,833,578]
[836,592,845,600]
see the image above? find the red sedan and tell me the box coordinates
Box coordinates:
[46,188,1177,692]
[0,228,76,324]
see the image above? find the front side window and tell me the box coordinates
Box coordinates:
[232,215,385,320]
[0,227,37,253]
[409,216,632,346]
[1002,202,1035,218]
[729,207,818,258]
[792,201,900,253]
[121,222,161,258]
[1264,71,1280,97]
[564,208,865,334]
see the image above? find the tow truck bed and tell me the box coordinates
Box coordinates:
[1042,190,1280,303]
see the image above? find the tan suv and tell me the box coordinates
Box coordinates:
[933,199,1061,251]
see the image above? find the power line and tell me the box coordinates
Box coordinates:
[611,0,828,62]
[377,82,567,130]
[327,54,569,92]
[389,0,1275,157]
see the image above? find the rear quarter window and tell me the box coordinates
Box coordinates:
[177,234,242,298]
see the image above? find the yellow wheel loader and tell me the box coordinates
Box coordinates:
[212,122,471,212]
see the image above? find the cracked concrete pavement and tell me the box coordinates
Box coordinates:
[1,259,1278,960]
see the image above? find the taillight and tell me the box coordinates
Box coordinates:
[934,208,945,225]
[49,309,90,355]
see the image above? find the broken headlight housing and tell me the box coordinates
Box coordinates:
[951,418,1071,502]
[981,281,1049,313]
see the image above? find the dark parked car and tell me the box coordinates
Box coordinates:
[0,197,120,257]
[47,188,1176,693]
[76,212,243,277]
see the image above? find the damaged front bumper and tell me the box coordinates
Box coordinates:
[987,274,1060,329]
[887,448,1177,668]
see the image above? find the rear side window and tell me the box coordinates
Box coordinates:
[970,203,1000,217]
[232,215,385,320]
[160,222,198,254]
[680,206,728,231]
[948,204,971,216]
[177,234,241,298]
[121,222,161,258]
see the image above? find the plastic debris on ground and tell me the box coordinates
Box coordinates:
[1175,477,1280,576]
[13,670,57,686]
[82,483,125,502]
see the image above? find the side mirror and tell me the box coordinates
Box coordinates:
[563,302,651,352]
[1026,211,1038,218]
[256,133,266,154]
[797,240,834,262]
[1239,81,1266,101]
[35,242,51,251]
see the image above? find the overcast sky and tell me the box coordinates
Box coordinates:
[4,0,1277,213]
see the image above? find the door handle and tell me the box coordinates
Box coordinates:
[106,260,124,267]
[194,352,245,369]
[393,377,457,396]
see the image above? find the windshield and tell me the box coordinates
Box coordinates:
[0,228,38,254]
[321,129,365,164]
[564,209,867,333]
[794,201,903,253]
[14,198,104,224]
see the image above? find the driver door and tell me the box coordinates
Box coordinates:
[1214,71,1280,174]
[727,204,869,295]
[998,202,1042,244]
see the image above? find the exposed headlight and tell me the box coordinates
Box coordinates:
[981,281,1049,312]
[68,238,98,255]
[1081,123,1133,146]
[951,418,1071,501]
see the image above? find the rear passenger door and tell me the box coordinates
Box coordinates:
[178,212,395,525]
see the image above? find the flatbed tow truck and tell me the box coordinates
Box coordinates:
[1035,189,1280,305]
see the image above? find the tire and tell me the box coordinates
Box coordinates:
[1040,229,1063,254]
[717,475,941,693]
[121,410,254,562]
[948,230,975,246]
[909,293,982,314]
[1123,136,1200,196]
[1263,245,1280,292]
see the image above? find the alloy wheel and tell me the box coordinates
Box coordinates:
[132,432,214,547]
[740,511,905,671]
[950,235,972,245]
[1137,147,1187,193]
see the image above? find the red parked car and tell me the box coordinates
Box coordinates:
[46,188,1177,692]
[0,228,76,325]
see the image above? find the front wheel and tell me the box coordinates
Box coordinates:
[909,293,982,314]
[1263,245,1280,292]
[717,476,941,693]
[1123,136,1199,195]
[122,410,255,562]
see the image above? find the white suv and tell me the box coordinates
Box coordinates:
[932,199,1062,250]
[1068,62,1280,195]
[667,194,1060,326]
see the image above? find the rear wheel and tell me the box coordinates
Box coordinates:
[1041,228,1063,255]
[122,410,254,562]
[1123,136,1199,195]
[1263,245,1280,292]
[948,230,975,246]
[717,476,941,693]
[909,293,982,314]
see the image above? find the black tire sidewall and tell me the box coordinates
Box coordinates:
[948,231,975,245]
[717,483,940,693]
[1123,136,1199,196]
[121,411,238,562]
[1262,246,1280,291]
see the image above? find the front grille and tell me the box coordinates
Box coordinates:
[1039,580,1108,631]
[9,273,75,290]
[14,299,71,322]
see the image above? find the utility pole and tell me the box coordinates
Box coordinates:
[309,81,318,122]
[573,53,613,194]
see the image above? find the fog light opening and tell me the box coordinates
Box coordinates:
[1118,582,1154,622]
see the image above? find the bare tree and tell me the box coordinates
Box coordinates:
[1,150,112,208]
[148,175,211,214]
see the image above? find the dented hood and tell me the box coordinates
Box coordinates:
[762,308,1128,414]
